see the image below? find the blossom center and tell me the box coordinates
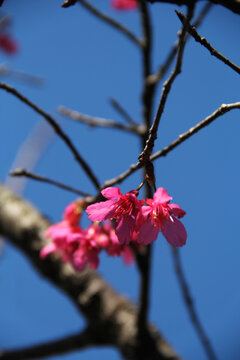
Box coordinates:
[114,197,134,218]
[152,203,170,227]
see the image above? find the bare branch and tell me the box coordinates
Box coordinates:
[0,183,182,360]
[136,243,153,339]
[10,168,91,197]
[77,0,143,47]
[138,6,194,165]
[109,97,138,126]
[146,0,240,17]
[176,10,240,75]
[0,83,100,190]
[136,0,154,341]
[59,106,144,135]
[139,0,154,128]
[171,247,218,360]
[151,102,240,161]
[0,328,100,360]
[147,2,212,85]
[102,102,240,188]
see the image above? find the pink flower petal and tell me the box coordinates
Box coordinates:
[40,243,56,258]
[137,217,160,245]
[141,205,152,217]
[153,187,172,204]
[111,0,138,10]
[86,200,117,221]
[121,246,135,265]
[116,216,135,244]
[162,217,187,247]
[169,204,186,218]
[101,187,122,200]
[89,252,99,270]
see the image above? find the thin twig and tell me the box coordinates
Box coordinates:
[0,82,100,190]
[146,0,240,17]
[151,101,240,161]
[102,102,240,188]
[109,97,137,126]
[0,328,102,360]
[147,2,212,85]
[171,247,218,360]
[10,169,91,197]
[78,0,143,47]
[58,105,144,135]
[176,10,240,75]
[138,6,194,165]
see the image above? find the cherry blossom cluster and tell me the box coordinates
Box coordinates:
[40,200,135,271]
[86,187,187,247]
[41,186,187,272]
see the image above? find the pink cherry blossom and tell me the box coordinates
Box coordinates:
[71,226,100,271]
[137,187,187,247]
[63,200,84,227]
[101,221,134,264]
[40,222,82,262]
[86,187,144,244]
[111,0,138,10]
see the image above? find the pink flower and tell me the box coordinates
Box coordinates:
[63,200,84,227]
[41,222,101,272]
[101,221,135,264]
[40,222,82,262]
[0,33,18,54]
[137,187,187,247]
[40,200,86,266]
[71,227,100,271]
[111,0,138,10]
[86,187,144,244]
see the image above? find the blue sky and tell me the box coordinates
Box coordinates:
[0,1,240,359]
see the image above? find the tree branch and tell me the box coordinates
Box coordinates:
[136,0,154,343]
[109,97,138,126]
[171,248,218,360]
[147,2,212,85]
[0,83,100,190]
[150,102,240,161]
[0,183,182,360]
[0,328,101,360]
[58,106,145,135]
[138,5,194,165]
[176,11,240,75]
[146,0,240,17]
[10,168,90,197]
[77,0,143,47]
[102,102,240,188]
